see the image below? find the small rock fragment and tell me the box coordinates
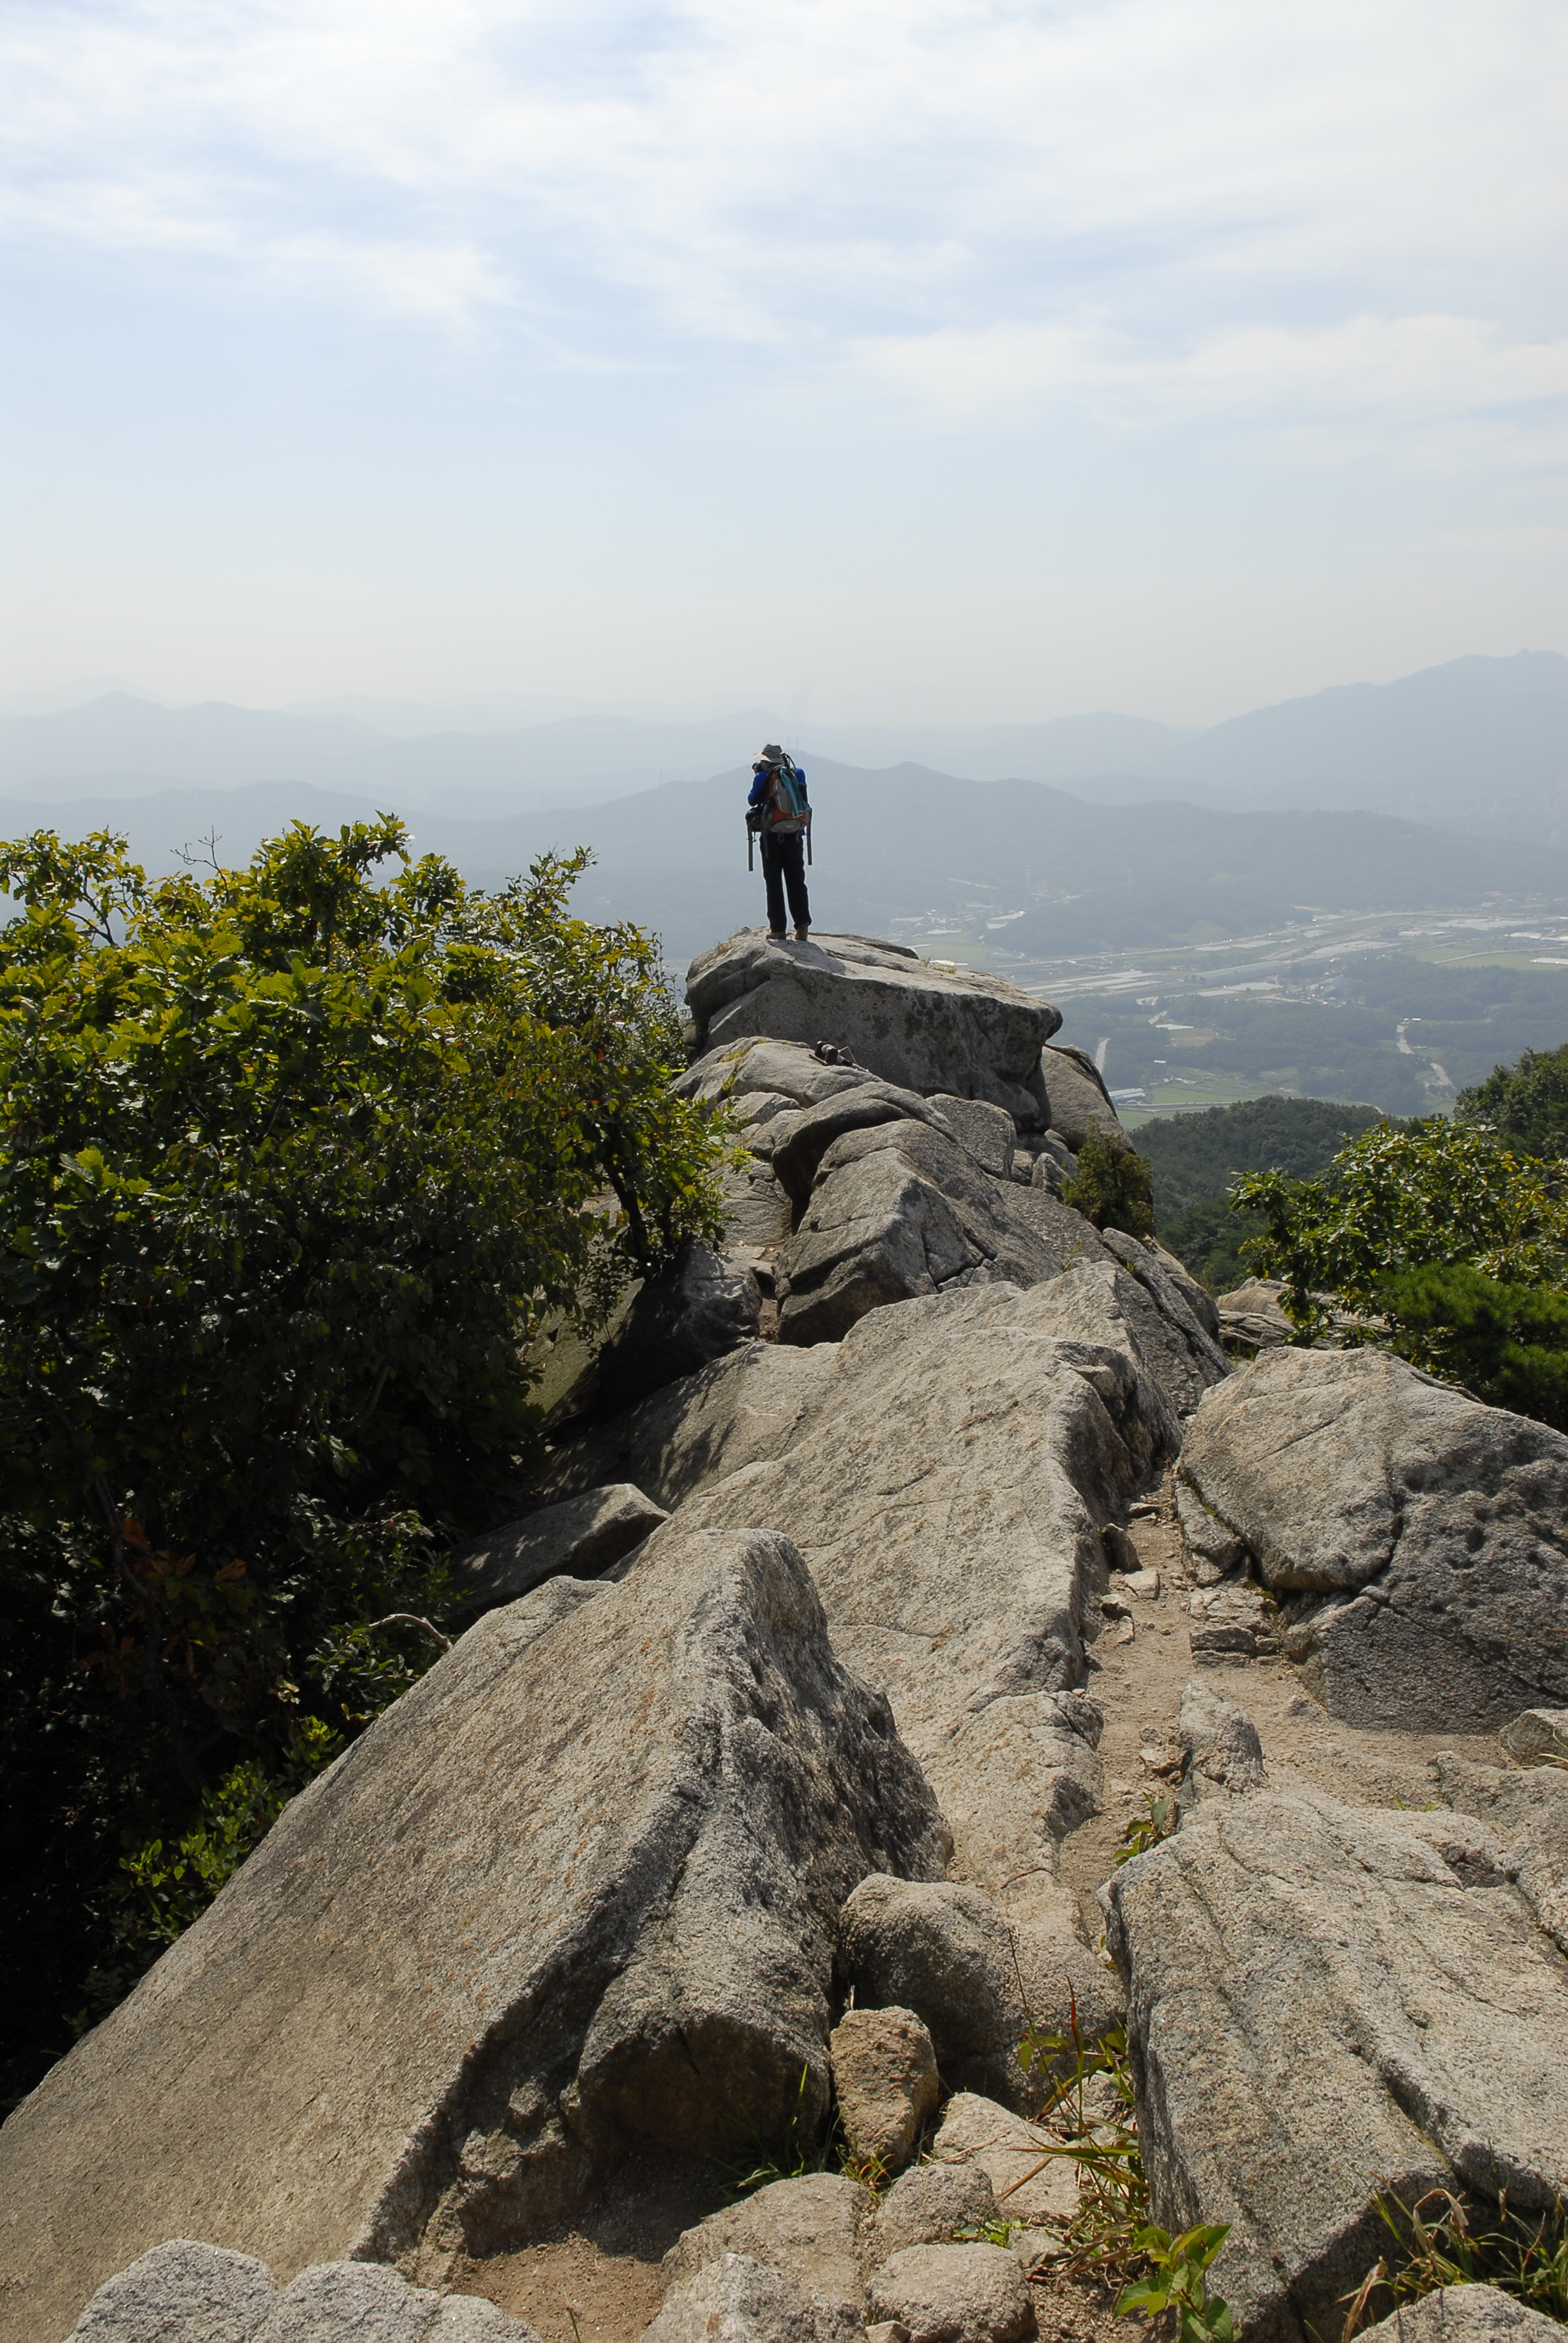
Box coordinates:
[1123,1568,1161,1600]
[662,2174,870,2318]
[829,2006,941,2174]
[255,2260,446,2340]
[868,2243,1035,2343]
[1354,2284,1565,2343]
[1174,1477,1245,1583]
[1186,1579,1278,1662]
[1178,1678,1266,1799]
[646,2253,818,2343]
[1500,1708,1568,1766]
[1431,1753,1568,1955]
[930,2093,1076,2232]
[64,2245,544,2343]
[928,1095,1017,1182]
[66,2240,277,2341]
[837,1876,1121,2116]
[454,1484,668,1612]
[863,2166,998,2266]
[1101,1525,1139,1574]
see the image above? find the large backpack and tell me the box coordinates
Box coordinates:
[763,756,810,836]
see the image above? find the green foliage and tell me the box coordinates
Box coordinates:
[1232,1118,1568,1345]
[1117,2224,1236,2343]
[1343,2188,1568,2338]
[1459,1040,1568,1161]
[957,2215,1026,2248]
[1064,1130,1156,1240]
[719,2063,839,2199]
[1012,2009,1156,2288]
[1156,1195,1267,1297]
[105,1710,344,1981]
[1115,1789,1180,1865]
[1135,1094,1385,1221]
[1012,1995,1237,2337]
[1377,1264,1568,1432]
[0,818,726,2101]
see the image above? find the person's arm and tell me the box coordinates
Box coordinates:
[748,769,772,808]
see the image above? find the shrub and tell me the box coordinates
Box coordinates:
[1232,1118,1568,1345]
[1459,1040,1568,1161]
[0,818,726,2099]
[1064,1130,1156,1241]
[1377,1262,1568,1432]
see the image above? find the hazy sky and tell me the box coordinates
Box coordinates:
[3,1,1565,723]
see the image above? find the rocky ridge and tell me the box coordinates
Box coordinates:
[5,927,1564,2343]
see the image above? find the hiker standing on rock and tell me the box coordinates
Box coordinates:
[747,743,811,941]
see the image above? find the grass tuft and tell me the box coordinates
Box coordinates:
[1341,2187,1568,2338]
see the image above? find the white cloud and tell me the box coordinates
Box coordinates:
[2,0,1565,578]
[848,312,1568,468]
[3,1,1564,364]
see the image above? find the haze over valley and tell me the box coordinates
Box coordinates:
[5,651,1567,1129]
[5,649,1567,840]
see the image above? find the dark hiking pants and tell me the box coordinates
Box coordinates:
[761,829,811,933]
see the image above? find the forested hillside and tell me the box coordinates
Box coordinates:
[1132,1096,1382,1289]
[1135,1096,1385,1221]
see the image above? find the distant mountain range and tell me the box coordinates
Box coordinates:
[4,756,1565,968]
[1,651,1565,840]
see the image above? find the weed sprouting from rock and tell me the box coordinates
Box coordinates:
[718,2063,839,2199]
[1010,1997,1237,2339]
[1116,1789,1180,1865]
[1341,2186,1568,2338]
[1117,2223,1236,2343]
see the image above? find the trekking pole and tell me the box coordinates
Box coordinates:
[806,808,813,867]
[747,818,754,872]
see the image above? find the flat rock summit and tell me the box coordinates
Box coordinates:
[4,929,1564,2343]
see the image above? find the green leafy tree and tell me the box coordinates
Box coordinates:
[0,818,726,2099]
[1232,1118,1568,1345]
[1376,1263,1568,1432]
[1063,1129,1156,1241]
[1458,1040,1568,1161]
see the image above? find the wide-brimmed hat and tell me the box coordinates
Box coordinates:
[757,742,786,764]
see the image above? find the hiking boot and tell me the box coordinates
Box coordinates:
[793,925,810,942]
[768,927,787,940]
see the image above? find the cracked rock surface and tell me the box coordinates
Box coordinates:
[1,1532,948,2343]
[1178,1347,1568,1728]
[1103,1790,1568,2343]
[684,934,1060,1129]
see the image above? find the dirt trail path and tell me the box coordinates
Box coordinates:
[1059,1469,1500,1945]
